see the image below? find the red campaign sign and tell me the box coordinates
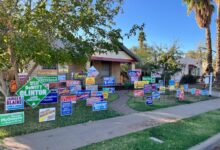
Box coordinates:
[195,89,201,96]
[66,80,81,87]
[134,90,144,97]
[60,96,77,102]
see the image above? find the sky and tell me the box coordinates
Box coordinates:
[114,0,217,52]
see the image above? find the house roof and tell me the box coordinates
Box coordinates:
[119,45,140,62]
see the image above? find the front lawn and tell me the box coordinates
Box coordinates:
[0,93,120,139]
[128,91,216,111]
[78,109,220,150]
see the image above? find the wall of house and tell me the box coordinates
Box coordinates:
[92,61,103,85]
[111,62,121,84]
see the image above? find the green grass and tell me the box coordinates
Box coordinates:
[78,109,220,150]
[107,93,119,103]
[128,90,216,111]
[0,94,120,139]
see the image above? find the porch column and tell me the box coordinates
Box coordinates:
[131,63,135,70]
[86,61,91,71]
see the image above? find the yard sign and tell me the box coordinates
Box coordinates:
[0,112,24,126]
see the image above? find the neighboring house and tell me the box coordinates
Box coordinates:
[172,57,203,81]
[30,45,139,85]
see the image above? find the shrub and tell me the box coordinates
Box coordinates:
[180,74,198,84]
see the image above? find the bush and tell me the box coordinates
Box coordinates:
[180,74,198,84]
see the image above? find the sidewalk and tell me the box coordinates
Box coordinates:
[3,98,220,150]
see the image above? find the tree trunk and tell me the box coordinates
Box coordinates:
[0,72,7,97]
[24,63,38,83]
[205,26,213,74]
[215,3,220,87]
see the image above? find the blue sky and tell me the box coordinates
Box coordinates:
[115,0,217,52]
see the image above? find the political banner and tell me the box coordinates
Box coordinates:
[134,81,149,89]
[179,91,185,101]
[175,82,179,88]
[49,82,62,89]
[130,76,139,82]
[169,80,175,86]
[86,85,98,91]
[39,108,56,123]
[151,77,156,83]
[145,96,153,105]
[151,72,161,78]
[73,72,87,80]
[176,89,181,98]
[102,88,115,94]
[58,64,69,73]
[144,84,152,93]
[86,77,95,85]
[103,92,109,99]
[60,101,72,116]
[86,97,104,106]
[66,80,81,87]
[41,90,58,104]
[103,77,115,86]
[195,89,201,96]
[201,89,208,96]
[91,91,103,97]
[87,66,99,77]
[0,112,24,127]
[184,84,189,92]
[151,84,157,91]
[142,76,152,83]
[58,88,70,95]
[37,69,58,75]
[77,90,91,100]
[18,73,28,85]
[58,75,66,81]
[92,101,108,111]
[36,76,58,84]
[16,77,50,108]
[158,80,164,86]
[70,85,82,94]
[152,91,160,100]
[60,95,77,103]
[159,86,166,94]
[134,90,144,97]
[191,88,196,95]
[169,85,175,91]
[5,96,24,111]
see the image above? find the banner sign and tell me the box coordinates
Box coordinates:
[169,80,175,86]
[158,80,164,86]
[134,90,144,97]
[87,97,104,106]
[184,84,189,92]
[86,85,98,91]
[175,82,179,88]
[49,82,65,89]
[176,89,181,98]
[91,91,103,97]
[130,76,139,82]
[39,108,56,122]
[0,112,24,127]
[195,89,201,96]
[87,66,99,77]
[85,77,95,85]
[191,88,196,95]
[16,77,50,108]
[152,91,160,100]
[103,88,115,94]
[37,70,58,75]
[103,77,115,86]
[73,72,87,80]
[41,90,58,104]
[70,85,82,94]
[92,101,108,111]
[66,80,81,87]
[128,69,141,77]
[151,77,156,83]
[151,84,157,91]
[144,84,152,93]
[18,73,28,85]
[61,101,72,116]
[60,95,77,103]
[134,81,149,89]
[179,91,185,101]
[58,75,66,81]
[169,85,175,91]
[145,96,153,105]
[159,86,166,94]
[58,64,69,73]
[36,76,58,84]
[58,88,70,95]
[142,76,152,83]
[103,92,109,99]
[201,89,208,96]
[5,96,24,111]
[151,72,161,78]
[77,90,91,100]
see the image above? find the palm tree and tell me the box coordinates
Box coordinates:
[215,0,220,85]
[184,0,214,74]
[138,31,146,49]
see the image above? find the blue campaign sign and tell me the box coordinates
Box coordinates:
[159,80,164,86]
[103,77,115,86]
[191,88,196,95]
[169,80,175,86]
[92,101,108,111]
[70,85,82,94]
[201,89,208,96]
[77,90,91,100]
[184,84,189,92]
[145,96,153,105]
[41,89,58,104]
[58,75,66,81]
[176,89,181,98]
[61,101,72,116]
[5,96,24,111]
[152,91,160,100]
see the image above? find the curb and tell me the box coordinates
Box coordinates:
[188,133,220,150]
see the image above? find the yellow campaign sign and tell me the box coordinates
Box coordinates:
[180,85,184,91]
[134,81,149,89]
[103,92,109,99]
[175,82,179,88]
[169,85,175,91]
[86,77,95,85]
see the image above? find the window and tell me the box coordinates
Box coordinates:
[102,62,111,77]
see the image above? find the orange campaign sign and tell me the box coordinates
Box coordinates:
[86,77,95,85]
[10,80,17,93]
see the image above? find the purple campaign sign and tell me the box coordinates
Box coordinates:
[144,84,152,93]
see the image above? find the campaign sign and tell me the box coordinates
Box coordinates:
[58,75,66,81]
[176,89,181,98]
[39,108,56,123]
[152,91,160,100]
[169,80,175,86]
[0,112,24,126]
[184,84,189,92]
[87,97,104,106]
[159,86,166,94]
[103,77,115,86]
[159,80,164,86]
[103,88,115,94]
[195,89,201,96]
[151,72,161,78]
[70,85,82,94]
[60,95,77,103]
[142,76,152,83]
[152,84,157,91]
[145,96,153,105]
[201,89,208,96]
[134,81,149,89]
[191,88,196,95]
[134,90,144,97]
[18,73,28,85]
[179,91,185,101]
[58,88,70,95]
[5,96,24,111]
[36,76,58,84]
[103,92,109,99]
[130,76,139,82]
[77,90,91,100]
[169,85,175,91]
[66,80,81,87]
[86,77,95,85]
[144,84,152,93]
[128,70,141,77]
[61,101,72,116]
[92,101,108,111]
[91,91,103,97]
[87,66,99,77]
[86,85,98,91]
[41,89,58,104]
[73,72,87,80]
[151,77,156,83]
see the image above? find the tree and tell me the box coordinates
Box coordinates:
[215,0,220,86]
[183,0,214,74]
[138,31,146,49]
[0,0,144,96]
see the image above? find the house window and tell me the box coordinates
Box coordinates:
[102,62,111,77]
[42,65,57,70]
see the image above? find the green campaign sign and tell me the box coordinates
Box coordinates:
[16,77,50,108]
[151,77,156,83]
[36,76,58,84]
[0,112,24,126]
[142,76,152,82]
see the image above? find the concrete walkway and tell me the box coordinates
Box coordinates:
[109,90,137,115]
[3,99,220,150]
